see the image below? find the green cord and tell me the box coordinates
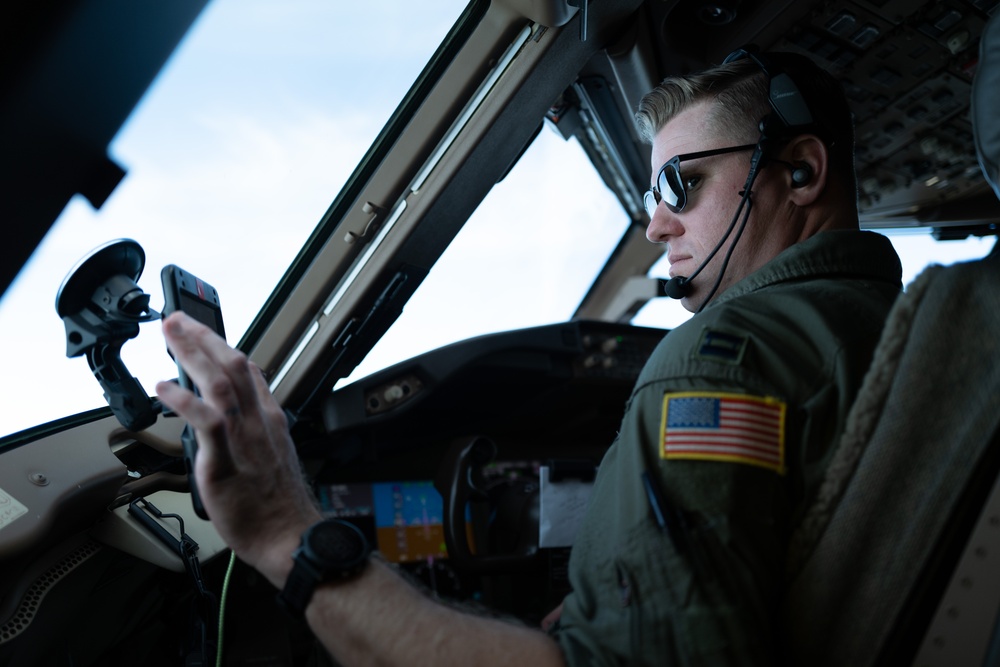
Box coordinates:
[216,550,238,667]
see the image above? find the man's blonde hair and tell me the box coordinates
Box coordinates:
[635,59,768,145]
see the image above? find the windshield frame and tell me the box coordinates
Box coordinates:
[238,0,489,355]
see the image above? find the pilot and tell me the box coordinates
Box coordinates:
[552,50,902,664]
[157,48,903,666]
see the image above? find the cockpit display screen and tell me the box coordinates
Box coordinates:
[318,480,448,564]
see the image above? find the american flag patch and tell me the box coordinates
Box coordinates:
[660,392,786,474]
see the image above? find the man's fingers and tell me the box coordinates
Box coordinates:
[162,312,254,416]
[541,601,564,632]
[248,363,289,429]
[155,379,237,481]
[155,378,215,430]
[161,315,290,473]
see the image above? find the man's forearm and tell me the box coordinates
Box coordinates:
[154,315,561,665]
[304,558,567,667]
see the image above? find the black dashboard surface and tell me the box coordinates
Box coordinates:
[320,320,668,464]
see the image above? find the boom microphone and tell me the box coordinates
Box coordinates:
[661,231,729,301]
[663,275,692,299]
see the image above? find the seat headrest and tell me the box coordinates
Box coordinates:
[974,11,1000,199]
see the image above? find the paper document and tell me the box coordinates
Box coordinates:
[538,466,594,548]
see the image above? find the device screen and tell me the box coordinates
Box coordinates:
[177,288,224,338]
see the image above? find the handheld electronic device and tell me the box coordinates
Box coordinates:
[161,264,226,520]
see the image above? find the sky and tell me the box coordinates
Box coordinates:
[0,0,995,438]
[0,1,464,436]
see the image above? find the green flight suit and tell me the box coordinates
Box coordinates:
[554,230,903,666]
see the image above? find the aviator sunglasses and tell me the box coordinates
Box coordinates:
[643,143,757,217]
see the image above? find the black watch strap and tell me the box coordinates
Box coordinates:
[277,557,322,618]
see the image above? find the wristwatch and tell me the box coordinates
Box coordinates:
[276,518,370,618]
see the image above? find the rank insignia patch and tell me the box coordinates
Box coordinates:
[694,328,748,365]
[660,392,786,474]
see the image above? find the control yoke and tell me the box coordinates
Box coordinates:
[436,436,542,574]
[56,239,162,431]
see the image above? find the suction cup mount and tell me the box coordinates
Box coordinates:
[57,239,162,431]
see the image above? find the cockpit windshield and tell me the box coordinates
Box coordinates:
[0,0,469,438]
[342,124,644,385]
[0,0,994,441]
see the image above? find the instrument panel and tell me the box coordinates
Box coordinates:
[310,321,668,615]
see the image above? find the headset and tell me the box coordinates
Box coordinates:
[726,46,820,188]
[725,46,817,137]
[663,45,824,306]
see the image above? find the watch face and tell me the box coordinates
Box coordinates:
[309,519,369,567]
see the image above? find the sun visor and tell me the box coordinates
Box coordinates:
[973,11,1000,199]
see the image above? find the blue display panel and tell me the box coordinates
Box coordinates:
[318,480,448,564]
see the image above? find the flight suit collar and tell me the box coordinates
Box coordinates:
[710,230,903,309]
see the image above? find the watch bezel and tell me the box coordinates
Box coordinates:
[300,518,370,574]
